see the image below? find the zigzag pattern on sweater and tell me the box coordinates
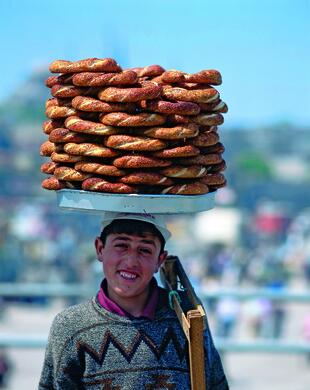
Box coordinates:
[76,326,188,365]
[83,374,177,389]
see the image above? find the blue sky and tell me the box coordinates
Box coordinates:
[0,0,309,127]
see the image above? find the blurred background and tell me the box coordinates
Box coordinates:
[0,0,309,389]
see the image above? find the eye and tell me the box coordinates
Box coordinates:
[139,247,152,255]
[115,243,127,249]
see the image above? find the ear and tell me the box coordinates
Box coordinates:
[156,250,168,271]
[95,237,105,262]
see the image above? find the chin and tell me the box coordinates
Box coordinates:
[114,286,141,297]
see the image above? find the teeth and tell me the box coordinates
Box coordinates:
[120,271,137,279]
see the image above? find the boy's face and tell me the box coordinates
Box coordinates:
[95,232,167,302]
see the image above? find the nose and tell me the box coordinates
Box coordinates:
[124,248,138,267]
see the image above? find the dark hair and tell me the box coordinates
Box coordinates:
[99,219,166,252]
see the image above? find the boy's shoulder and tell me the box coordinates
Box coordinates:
[44,299,99,355]
[50,298,100,336]
[55,298,94,319]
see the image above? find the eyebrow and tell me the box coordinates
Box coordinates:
[112,236,156,248]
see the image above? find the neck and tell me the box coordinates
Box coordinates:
[107,285,150,317]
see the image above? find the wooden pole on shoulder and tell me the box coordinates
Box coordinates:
[187,307,206,389]
[160,256,206,390]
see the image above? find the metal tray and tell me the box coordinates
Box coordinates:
[56,189,215,215]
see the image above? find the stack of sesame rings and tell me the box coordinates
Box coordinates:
[40,58,227,195]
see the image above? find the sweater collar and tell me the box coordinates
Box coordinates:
[97,278,159,320]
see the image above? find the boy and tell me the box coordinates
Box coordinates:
[39,212,228,389]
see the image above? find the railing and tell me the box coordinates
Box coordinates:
[0,283,94,298]
[1,283,310,353]
[1,283,310,301]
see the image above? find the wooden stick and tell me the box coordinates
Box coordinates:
[188,309,206,389]
[160,255,207,389]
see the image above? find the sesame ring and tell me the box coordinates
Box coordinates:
[199,142,225,154]
[49,58,122,73]
[54,166,92,181]
[192,113,224,126]
[65,116,121,136]
[74,162,125,177]
[208,160,227,173]
[184,70,222,85]
[105,135,167,151]
[72,70,137,87]
[135,124,199,140]
[140,99,200,115]
[191,132,219,147]
[119,171,174,186]
[161,182,209,195]
[40,141,57,156]
[162,85,219,103]
[173,153,222,166]
[98,82,162,103]
[64,143,120,158]
[45,74,74,87]
[166,114,190,125]
[40,162,59,175]
[160,165,207,179]
[112,154,171,169]
[152,145,200,158]
[100,112,166,127]
[41,176,66,190]
[51,84,100,98]
[50,152,84,164]
[48,128,99,144]
[45,98,72,109]
[42,119,65,134]
[82,177,138,194]
[199,100,228,113]
[161,70,186,83]
[45,106,77,119]
[71,96,136,113]
[129,65,165,77]
[200,173,226,186]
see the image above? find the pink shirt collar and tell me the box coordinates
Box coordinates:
[97,278,159,320]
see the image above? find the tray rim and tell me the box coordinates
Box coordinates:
[56,189,216,215]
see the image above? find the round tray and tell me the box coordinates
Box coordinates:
[56,189,215,215]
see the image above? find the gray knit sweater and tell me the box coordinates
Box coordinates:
[39,288,228,389]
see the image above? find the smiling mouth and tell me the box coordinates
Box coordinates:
[119,271,138,280]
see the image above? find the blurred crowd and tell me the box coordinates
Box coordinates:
[184,202,310,344]
[0,198,100,287]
